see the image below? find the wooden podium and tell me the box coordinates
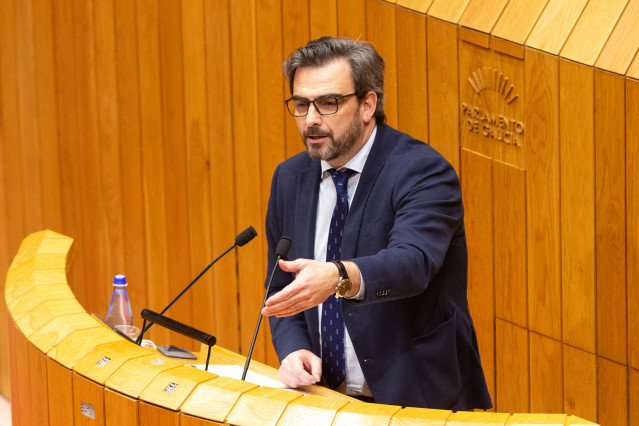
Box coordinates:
[5,230,597,425]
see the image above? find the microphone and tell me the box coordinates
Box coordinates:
[136,226,258,344]
[140,309,217,371]
[241,236,292,380]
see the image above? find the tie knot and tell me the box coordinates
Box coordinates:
[329,169,355,195]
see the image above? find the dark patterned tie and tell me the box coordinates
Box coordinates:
[321,168,354,389]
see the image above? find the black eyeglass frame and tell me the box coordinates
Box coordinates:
[284,92,358,117]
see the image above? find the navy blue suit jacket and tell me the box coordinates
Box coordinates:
[265,124,492,410]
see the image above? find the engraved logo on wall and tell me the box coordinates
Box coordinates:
[462,67,525,149]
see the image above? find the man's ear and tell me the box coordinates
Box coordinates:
[361,91,377,124]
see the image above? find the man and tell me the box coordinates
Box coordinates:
[261,36,491,411]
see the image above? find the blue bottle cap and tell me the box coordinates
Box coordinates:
[113,274,127,286]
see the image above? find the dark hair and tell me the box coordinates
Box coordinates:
[283,37,386,124]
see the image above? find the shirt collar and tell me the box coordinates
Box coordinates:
[321,125,377,175]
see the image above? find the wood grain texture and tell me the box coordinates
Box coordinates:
[598,358,628,426]
[595,0,639,74]
[496,320,529,413]
[526,0,589,55]
[491,0,548,46]
[560,0,627,66]
[396,7,429,142]
[428,0,472,23]
[559,60,596,353]
[493,161,527,328]
[105,388,139,426]
[529,333,562,413]
[461,149,495,401]
[427,17,461,171]
[459,0,509,34]
[47,356,75,426]
[73,372,106,426]
[524,49,561,341]
[628,79,639,370]
[595,70,627,365]
[563,345,597,422]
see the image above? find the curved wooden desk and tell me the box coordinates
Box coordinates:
[6,230,597,425]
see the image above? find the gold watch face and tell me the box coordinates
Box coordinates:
[336,278,352,297]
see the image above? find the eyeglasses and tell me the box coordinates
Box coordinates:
[284,93,357,117]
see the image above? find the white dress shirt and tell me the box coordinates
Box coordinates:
[314,126,376,396]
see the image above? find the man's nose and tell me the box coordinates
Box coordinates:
[305,103,322,125]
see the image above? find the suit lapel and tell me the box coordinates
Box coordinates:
[342,125,394,259]
[295,161,321,260]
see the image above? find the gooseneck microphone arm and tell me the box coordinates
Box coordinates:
[242,236,292,381]
[136,226,258,345]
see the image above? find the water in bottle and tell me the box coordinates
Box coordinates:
[106,274,133,326]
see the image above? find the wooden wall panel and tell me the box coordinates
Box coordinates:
[310,0,338,38]
[114,0,148,331]
[396,7,428,142]
[595,70,627,365]
[493,161,526,327]
[495,320,528,413]
[427,17,460,171]
[366,0,399,128]
[629,78,639,370]
[598,358,628,426]
[230,0,268,360]
[105,389,139,426]
[257,0,287,365]
[461,149,495,401]
[337,0,367,39]
[529,333,562,413]
[203,0,241,353]
[1,2,638,424]
[563,345,597,422]
[559,60,595,352]
[182,0,214,340]
[631,368,639,426]
[524,49,561,341]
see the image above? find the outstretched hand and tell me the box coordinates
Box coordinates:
[261,258,338,317]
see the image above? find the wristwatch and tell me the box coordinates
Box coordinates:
[331,260,352,298]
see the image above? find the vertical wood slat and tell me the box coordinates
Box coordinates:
[256,0,287,366]
[366,0,399,128]
[595,70,627,365]
[461,149,495,403]
[310,0,338,38]
[157,0,192,349]
[114,0,148,329]
[598,358,628,426]
[496,319,529,413]
[181,0,213,338]
[427,16,461,171]
[529,332,562,413]
[229,0,267,358]
[524,49,561,341]
[559,59,596,353]
[203,0,240,353]
[627,78,639,370]
[396,7,429,142]
[282,0,310,158]
[563,345,597,422]
[73,373,106,426]
[526,0,589,55]
[337,0,367,39]
[136,0,171,346]
[493,161,527,328]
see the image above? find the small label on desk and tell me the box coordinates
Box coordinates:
[97,356,111,367]
[80,402,96,420]
[163,382,179,394]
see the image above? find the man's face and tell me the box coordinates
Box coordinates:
[292,59,365,167]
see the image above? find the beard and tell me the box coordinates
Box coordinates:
[302,107,363,163]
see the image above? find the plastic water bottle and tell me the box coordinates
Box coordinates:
[106,274,133,326]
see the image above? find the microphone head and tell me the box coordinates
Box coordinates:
[235,226,258,247]
[275,236,292,260]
